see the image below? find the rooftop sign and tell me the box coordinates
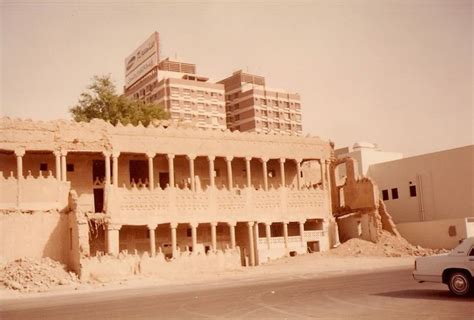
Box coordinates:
[124,32,159,88]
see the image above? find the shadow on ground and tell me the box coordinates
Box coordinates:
[374,289,474,302]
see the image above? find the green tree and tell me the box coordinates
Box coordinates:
[70,75,169,126]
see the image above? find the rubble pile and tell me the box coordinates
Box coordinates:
[325,231,449,257]
[0,258,79,292]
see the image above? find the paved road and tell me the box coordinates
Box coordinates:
[0,267,472,319]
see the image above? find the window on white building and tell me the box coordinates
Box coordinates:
[391,188,399,200]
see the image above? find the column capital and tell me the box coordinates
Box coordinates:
[107,223,122,231]
[282,221,289,225]
[260,157,269,163]
[247,221,255,227]
[102,151,111,158]
[227,221,237,227]
[265,222,272,227]
[60,149,68,157]
[189,222,199,228]
[210,221,218,227]
[245,156,252,162]
[53,150,61,157]
[225,156,233,162]
[207,155,216,161]
[14,148,25,157]
[170,222,178,229]
[167,153,175,160]
[147,224,157,230]
[298,220,306,225]
[279,158,286,164]
[294,158,303,164]
[146,151,156,159]
[112,150,120,158]
[186,154,196,161]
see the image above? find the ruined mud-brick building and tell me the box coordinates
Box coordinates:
[0,117,347,279]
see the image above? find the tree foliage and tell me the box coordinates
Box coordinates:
[70,75,169,126]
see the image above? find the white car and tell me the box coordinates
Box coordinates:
[413,237,474,296]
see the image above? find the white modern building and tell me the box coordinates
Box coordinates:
[334,142,403,184]
[336,143,473,249]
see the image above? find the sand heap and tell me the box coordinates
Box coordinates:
[0,257,79,292]
[324,231,449,258]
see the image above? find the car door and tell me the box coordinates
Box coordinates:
[468,246,474,274]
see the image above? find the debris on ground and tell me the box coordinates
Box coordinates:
[0,257,79,292]
[323,231,449,257]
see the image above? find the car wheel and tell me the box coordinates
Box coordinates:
[447,271,471,296]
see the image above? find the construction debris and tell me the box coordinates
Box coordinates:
[0,257,79,292]
[323,231,449,258]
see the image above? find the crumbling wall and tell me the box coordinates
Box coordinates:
[331,157,401,243]
[378,200,401,237]
[79,248,241,282]
[0,210,69,265]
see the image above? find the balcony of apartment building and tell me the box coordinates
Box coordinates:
[0,148,70,211]
[101,152,329,225]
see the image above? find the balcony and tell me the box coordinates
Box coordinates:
[0,172,70,211]
[105,185,329,225]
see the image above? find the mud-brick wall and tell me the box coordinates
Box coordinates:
[0,210,69,265]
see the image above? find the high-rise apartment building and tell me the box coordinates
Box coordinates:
[218,70,303,135]
[123,33,226,130]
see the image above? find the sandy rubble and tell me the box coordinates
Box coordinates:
[322,231,449,258]
[0,257,79,293]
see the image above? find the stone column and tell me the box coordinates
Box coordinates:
[14,148,25,179]
[299,221,305,247]
[265,222,272,249]
[245,157,252,188]
[186,155,196,191]
[170,222,178,258]
[60,149,68,182]
[190,222,198,254]
[283,222,289,249]
[247,222,255,266]
[261,158,269,191]
[320,159,325,189]
[295,159,302,190]
[253,223,260,266]
[106,224,122,256]
[53,150,61,180]
[112,151,120,186]
[210,222,217,252]
[167,154,175,188]
[225,156,233,190]
[208,155,215,188]
[147,224,157,256]
[228,222,236,249]
[14,148,25,207]
[103,151,111,186]
[279,158,286,187]
[146,152,155,190]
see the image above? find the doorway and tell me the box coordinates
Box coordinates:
[307,241,320,253]
[159,172,170,189]
[93,188,104,212]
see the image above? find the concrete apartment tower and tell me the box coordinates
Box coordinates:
[123,32,227,130]
[218,70,303,135]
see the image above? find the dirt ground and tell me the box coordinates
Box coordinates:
[0,254,418,299]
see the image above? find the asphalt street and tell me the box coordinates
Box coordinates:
[0,267,472,319]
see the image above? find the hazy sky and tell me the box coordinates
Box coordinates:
[1,0,472,156]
